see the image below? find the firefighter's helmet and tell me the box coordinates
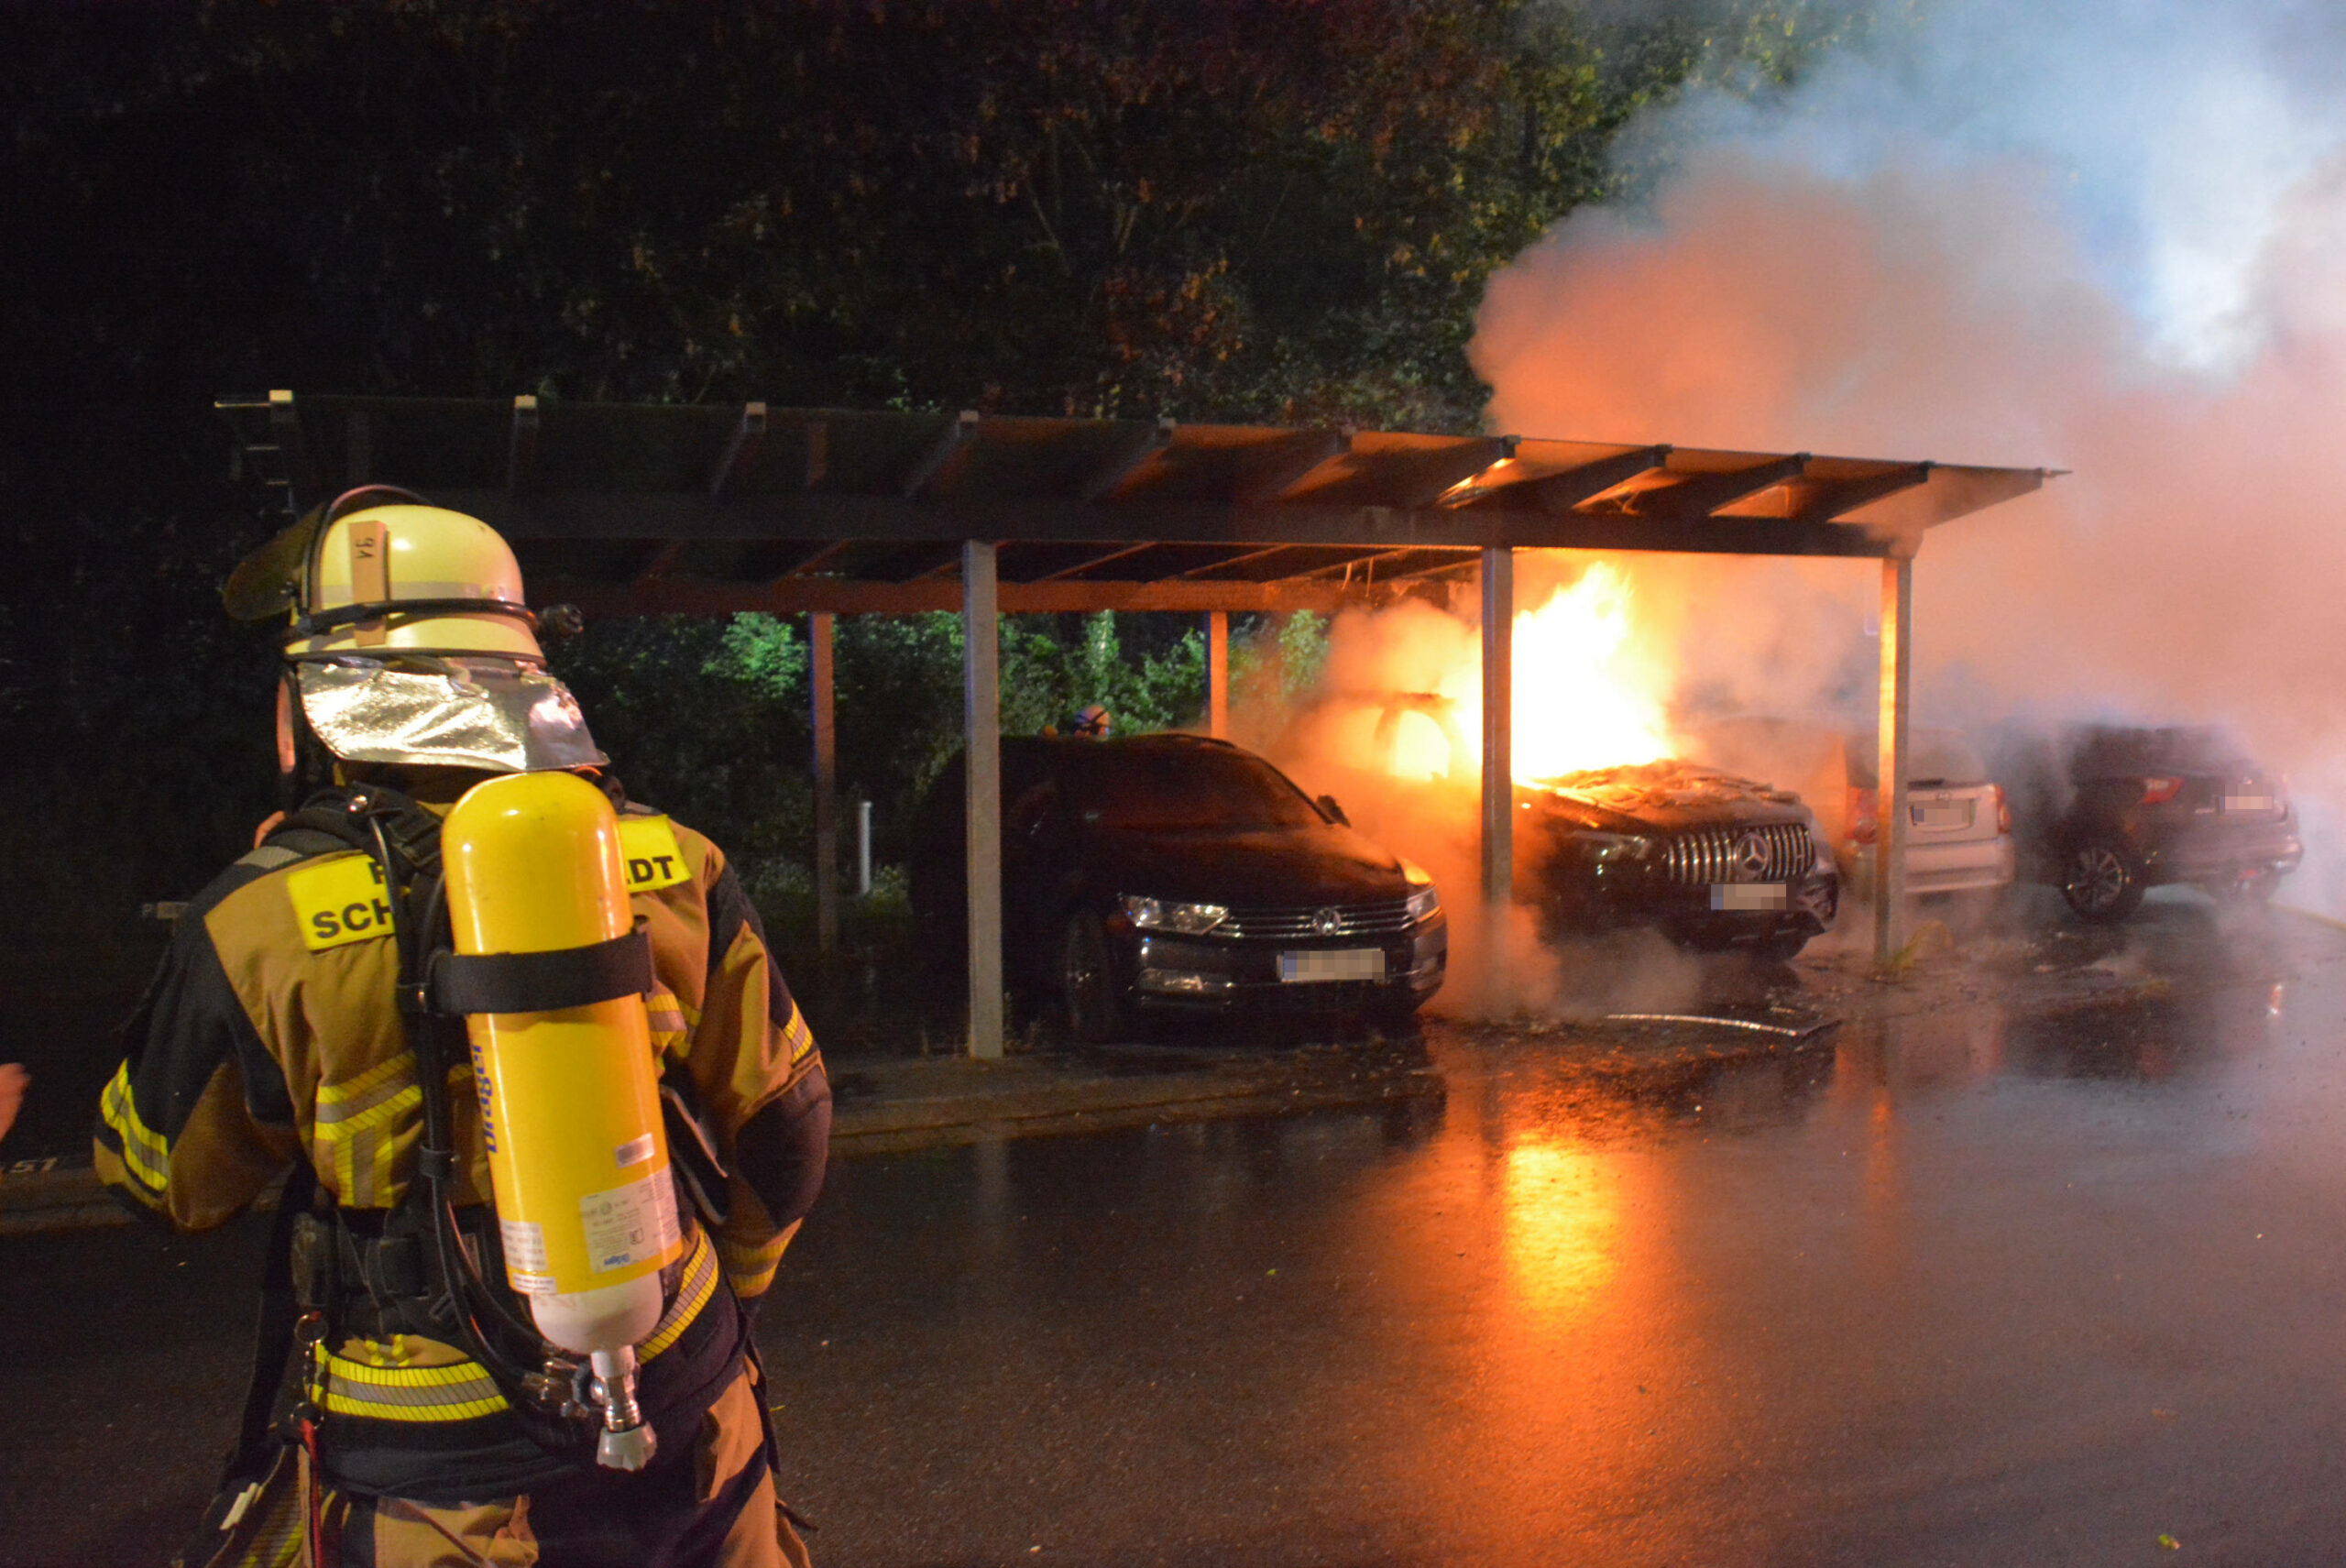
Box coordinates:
[225,487,544,660]
[226,488,604,774]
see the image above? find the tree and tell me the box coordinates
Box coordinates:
[0,0,1866,937]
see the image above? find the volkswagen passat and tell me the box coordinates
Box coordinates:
[912,734,1445,1041]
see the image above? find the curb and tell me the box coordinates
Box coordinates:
[0,1046,1445,1235]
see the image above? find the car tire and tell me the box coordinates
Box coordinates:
[2204,874,2278,905]
[1059,910,1126,1045]
[2062,840,2145,922]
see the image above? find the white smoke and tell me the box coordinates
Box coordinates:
[1471,0,2346,915]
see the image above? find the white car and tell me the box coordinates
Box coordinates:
[1688,719,2015,899]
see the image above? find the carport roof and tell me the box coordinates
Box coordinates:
[217,392,2053,615]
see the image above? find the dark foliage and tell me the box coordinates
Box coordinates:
[0,0,1857,940]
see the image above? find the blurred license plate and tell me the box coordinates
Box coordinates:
[1279,948,1386,983]
[1913,802,1972,829]
[1711,883,1788,911]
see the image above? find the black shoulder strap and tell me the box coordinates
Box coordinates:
[185,1160,316,1554]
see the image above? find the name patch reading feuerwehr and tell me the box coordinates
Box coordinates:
[617,816,690,893]
[288,853,398,951]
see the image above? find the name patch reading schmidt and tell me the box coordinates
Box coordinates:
[618,816,689,893]
[289,853,397,951]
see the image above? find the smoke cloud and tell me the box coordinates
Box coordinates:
[1242,1,2346,1018]
[1463,0,2346,916]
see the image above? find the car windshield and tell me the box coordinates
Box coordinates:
[1065,746,1326,831]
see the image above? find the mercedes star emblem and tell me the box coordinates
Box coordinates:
[1732,831,1771,881]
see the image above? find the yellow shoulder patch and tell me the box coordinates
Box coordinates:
[618,816,691,894]
[288,852,398,951]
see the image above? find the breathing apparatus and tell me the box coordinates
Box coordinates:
[227,492,681,1470]
[439,770,681,1469]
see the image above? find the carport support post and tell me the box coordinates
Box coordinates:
[963,542,1005,1060]
[1481,547,1514,961]
[1873,554,1913,968]
[1207,611,1230,738]
[811,611,839,955]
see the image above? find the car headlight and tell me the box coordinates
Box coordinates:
[1121,894,1229,935]
[1399,859,1441,923]
[1575,832,1655,864]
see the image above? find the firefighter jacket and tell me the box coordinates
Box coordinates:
[93,784,831,1501]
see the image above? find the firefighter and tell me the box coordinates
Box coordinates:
[95,488,830,1567]
[1069,703,1113,739]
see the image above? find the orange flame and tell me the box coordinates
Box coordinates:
[1371,559,1677,784]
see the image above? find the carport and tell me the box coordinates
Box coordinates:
[217,392,2051,1055]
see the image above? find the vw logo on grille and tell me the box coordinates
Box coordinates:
[1732,831,1771,881]
[1311,906,1344,936]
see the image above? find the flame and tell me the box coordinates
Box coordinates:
[1364,558,1676,784]
[1504,561,1674,781]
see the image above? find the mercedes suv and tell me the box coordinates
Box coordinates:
[1518,760,1840,961]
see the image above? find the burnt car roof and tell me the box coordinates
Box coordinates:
[1523,758,1811,831]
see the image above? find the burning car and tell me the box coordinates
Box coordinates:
[2041,726,2301,921]
[1518,760,1840,961]
[911,733,1447,1041]
[1290,690,1839,960]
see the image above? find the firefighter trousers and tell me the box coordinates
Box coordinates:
[203,1363,811,1568]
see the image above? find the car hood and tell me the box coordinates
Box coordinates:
[1084,821,1411,907]
[1522,760,1813,835]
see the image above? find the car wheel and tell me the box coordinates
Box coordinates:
[2062,840,2144,922]
[2205,874,2277,905]
[1059,910,1126,1044]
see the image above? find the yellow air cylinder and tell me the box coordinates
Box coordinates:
[442,771,680,1467]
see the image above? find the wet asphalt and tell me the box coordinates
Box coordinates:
[10,894,2346,1565]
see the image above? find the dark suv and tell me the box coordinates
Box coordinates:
[2051,726,2300,921]
[1518,760,1840,961]
[912,734,1447,1040]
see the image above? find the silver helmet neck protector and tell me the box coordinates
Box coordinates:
[293,653,607,774]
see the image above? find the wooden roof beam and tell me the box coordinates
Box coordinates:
[507,395,541,495]
[1604,453,1809,524]
[1028,542,1160,582]
[707,401,768,498]
[1445,444,1672,513]
[1082,415,1176,502]
[902,409,980,498]
[1234,428,1348,505]
[543,576,1359,617]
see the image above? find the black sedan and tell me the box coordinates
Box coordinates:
[912,734,1446,1040]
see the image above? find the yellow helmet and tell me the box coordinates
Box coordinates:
[226,488,604,774]
[227,487,544,659]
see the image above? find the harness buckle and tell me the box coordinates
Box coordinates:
[397,977,433,1018]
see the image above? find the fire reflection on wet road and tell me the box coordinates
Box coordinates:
[772,933,2346,1566]
[8,906,2346,1566]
